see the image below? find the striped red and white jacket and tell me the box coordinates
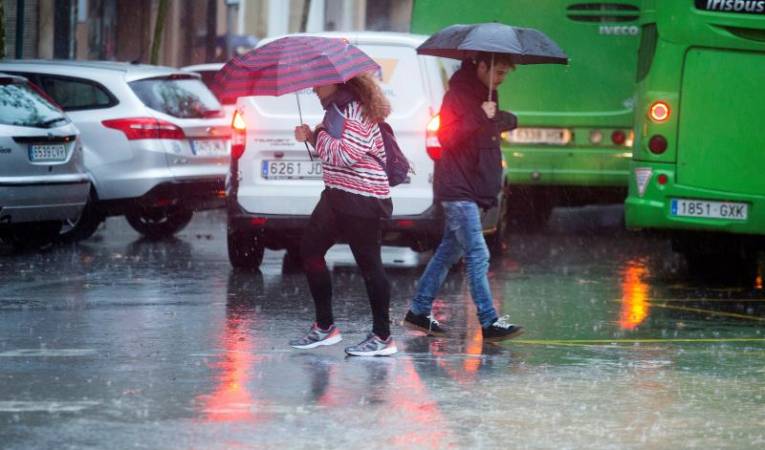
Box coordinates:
[314,101,390,199]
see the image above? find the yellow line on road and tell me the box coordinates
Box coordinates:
[650,303,765,321]
[512,338,765,346]
[646,298,765,303]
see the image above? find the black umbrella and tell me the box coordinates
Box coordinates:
[416,22,568,65]
[417,23,568,101]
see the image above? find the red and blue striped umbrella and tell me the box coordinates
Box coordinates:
[212,36,380,103]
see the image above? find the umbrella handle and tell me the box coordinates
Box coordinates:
[488,52,494,102]
[296,93,313,161]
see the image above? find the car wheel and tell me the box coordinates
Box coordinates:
[125,206,193,240]
[282,245,303,273]
[59,190,104,243]
[227,225,264,270]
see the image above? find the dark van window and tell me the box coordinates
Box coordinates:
[0,80,70,128]
[38,75,115,110]
[129,76,222,118]
[636,23,657,82]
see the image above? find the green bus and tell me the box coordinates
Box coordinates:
[625,0,765,274]
[411,0,643,227]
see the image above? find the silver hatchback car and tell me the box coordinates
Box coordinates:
[0,73,90,249]
[0,60,230,240]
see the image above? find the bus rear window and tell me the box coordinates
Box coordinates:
[567,3,640,22]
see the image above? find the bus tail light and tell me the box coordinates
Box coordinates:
[426,114,442,160]
[231,111,247,161]
[611,130,626,146]
[648,101,670,123]
[648,135,667,154]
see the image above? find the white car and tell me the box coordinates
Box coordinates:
[0,73,90,249]
[0,60,230,240]
[227,32,505,269]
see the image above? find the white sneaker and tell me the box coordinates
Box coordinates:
[344,333,397,356]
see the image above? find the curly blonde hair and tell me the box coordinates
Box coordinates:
[345,72,391,123]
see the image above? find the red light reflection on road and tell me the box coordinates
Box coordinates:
[196,313,264,423]
[619,261,650,330]
[388,359,453,447]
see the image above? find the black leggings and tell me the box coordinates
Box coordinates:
[301,193,391,340]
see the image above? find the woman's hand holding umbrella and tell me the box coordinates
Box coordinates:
[294,124,315,147]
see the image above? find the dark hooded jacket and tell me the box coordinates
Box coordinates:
[434,61,517,209]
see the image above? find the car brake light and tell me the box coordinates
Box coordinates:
[426,114,442,160]
[648,101,670,123]
[202,109,225,118]
[231,111,247,161]
[102,117,185,140]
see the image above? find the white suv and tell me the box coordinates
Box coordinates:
[0,60,230,240]
[227,32,505,269]
[0,73,90,249]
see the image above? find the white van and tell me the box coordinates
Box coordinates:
[227,32,505,269]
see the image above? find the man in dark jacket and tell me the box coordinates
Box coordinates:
[403,53,524,341]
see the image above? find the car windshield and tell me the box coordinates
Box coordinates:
[0,81,69,128]
[129,76,222,119]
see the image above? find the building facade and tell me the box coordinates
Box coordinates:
[2,0,412,67]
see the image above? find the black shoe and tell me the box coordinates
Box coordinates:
[402,310,448,337]
[482,316,524,342]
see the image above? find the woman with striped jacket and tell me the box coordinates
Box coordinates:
[289,72,397,357]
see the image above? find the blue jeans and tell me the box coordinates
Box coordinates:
[410,201,498,328]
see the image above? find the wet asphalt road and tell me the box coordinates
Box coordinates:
[1,207,764,449]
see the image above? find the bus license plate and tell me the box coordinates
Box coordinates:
[191,139,227,156]
[29,144,67,162]
[670,198,748,221]
[262,160,323,180]
[503,128,570,145]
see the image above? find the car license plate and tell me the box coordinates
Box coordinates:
[262,160,323,180]
[28,144,67,162]
[191,139,227,156]
[670,198,748,220]
[503,127,571,145]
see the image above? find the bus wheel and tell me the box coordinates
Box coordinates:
[487,193,508,258]
[506,190,552,232]
[673,235,758,283]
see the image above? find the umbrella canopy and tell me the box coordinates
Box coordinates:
[212,35,380,103]
[416,23,568,65]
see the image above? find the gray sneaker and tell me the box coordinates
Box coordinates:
[289,323,342,349]
[345,333,398,357]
